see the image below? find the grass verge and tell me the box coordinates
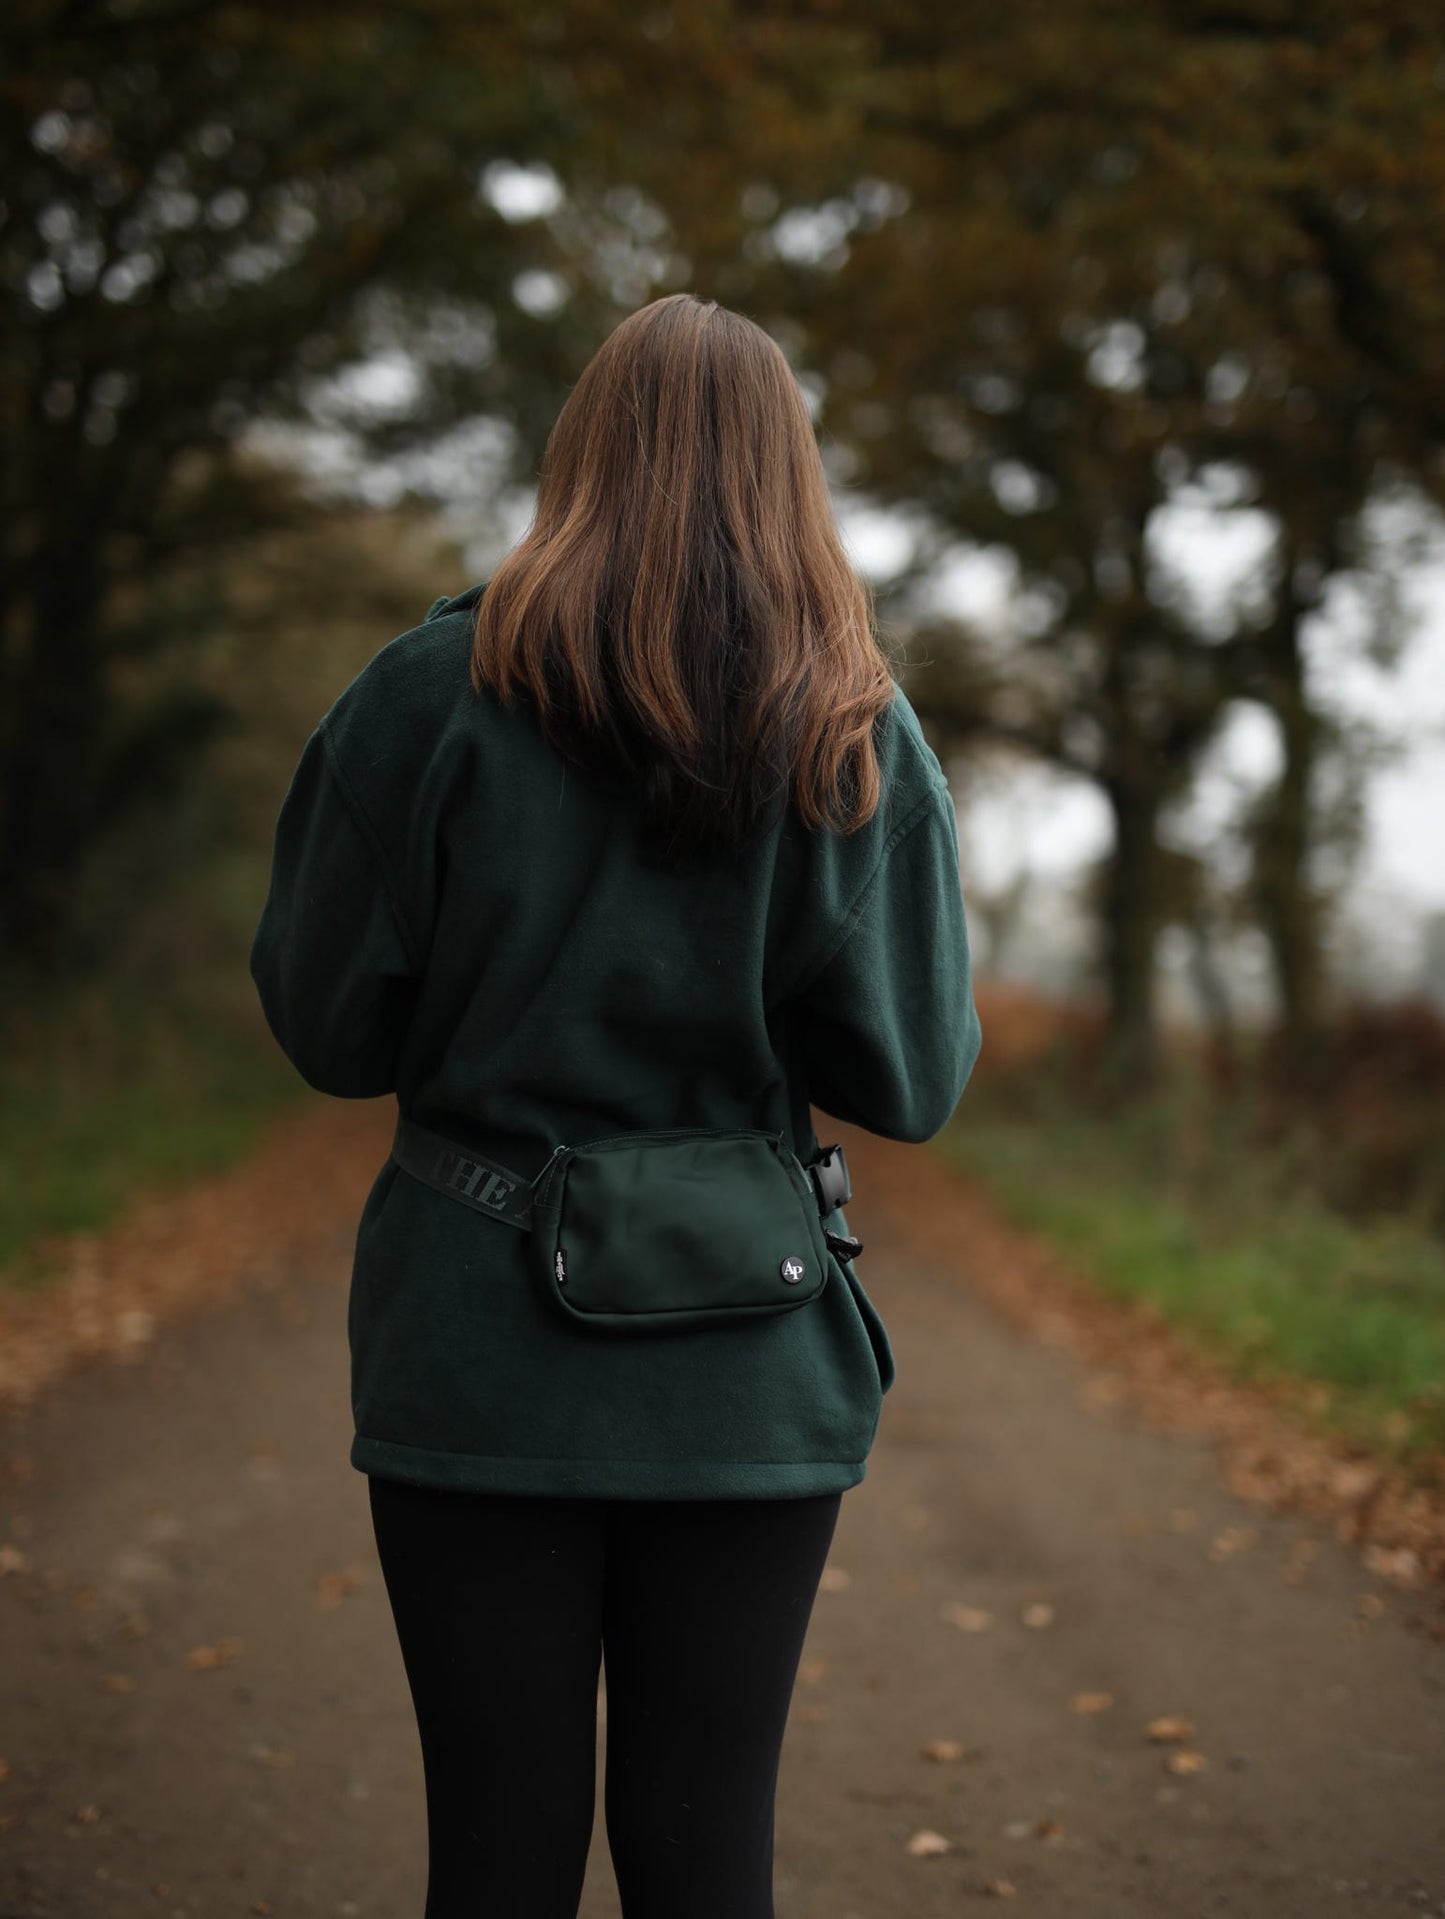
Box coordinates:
[932,1097,1445,1470]
[0,974,306,1290]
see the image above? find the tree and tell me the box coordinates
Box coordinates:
[0,0,640,975]
[597,0,1445,1081]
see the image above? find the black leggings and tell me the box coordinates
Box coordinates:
[367,1475,844,1919]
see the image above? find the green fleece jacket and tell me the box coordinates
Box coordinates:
[249,581,982,1499]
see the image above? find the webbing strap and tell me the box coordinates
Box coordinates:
[389,1114,539,1232]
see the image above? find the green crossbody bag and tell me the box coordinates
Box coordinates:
[389,1113,863,1334]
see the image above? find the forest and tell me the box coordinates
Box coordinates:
[3,3,1444,1478]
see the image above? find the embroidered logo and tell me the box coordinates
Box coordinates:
[555,1248,567,1286]
[779,1255,806,1285]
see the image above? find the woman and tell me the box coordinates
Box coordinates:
[250,291,982,1918]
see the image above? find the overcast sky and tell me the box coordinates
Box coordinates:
[837,497,1445,931]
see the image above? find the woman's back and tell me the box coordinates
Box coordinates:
[249,575,979,1499]
[256,576,976,1153]
[249,289,984,1916]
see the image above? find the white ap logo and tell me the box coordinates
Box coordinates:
[780,1255,806,1285]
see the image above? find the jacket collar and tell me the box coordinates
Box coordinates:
[424,582,486,623]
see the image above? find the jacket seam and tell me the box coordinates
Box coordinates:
[317,717,424,974]
[786,778,951,1003]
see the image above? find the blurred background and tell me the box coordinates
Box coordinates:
[3,1,1443,1468]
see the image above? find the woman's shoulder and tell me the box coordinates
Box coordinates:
[308,584,498,828]
[874,679,951,804]
[777,676,950,896]
[320,583,491,741]
[863,683,951,848]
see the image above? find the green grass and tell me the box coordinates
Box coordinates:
[0,974,307,1290]
[933,1097,1445,1470]
[0,505,465,1296]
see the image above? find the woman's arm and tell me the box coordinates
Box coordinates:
[789,778,982,1143]
[249,721,421,1098]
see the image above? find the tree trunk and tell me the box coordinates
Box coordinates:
[1183,895,1239,1079]
[0,553,108,978]
[1248,597,1328,1082]
[1098,774,1162,1096]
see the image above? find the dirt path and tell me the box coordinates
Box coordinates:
[2,1109,1443,1917]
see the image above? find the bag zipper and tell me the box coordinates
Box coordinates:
[531,1127,794,1213]
[571,1125,785,1152]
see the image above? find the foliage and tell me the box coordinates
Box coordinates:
[5,1,1443,1086]
[953,972,1445,1468]
[601,2,1445,1079]
[0,496,469,1272]
[0,0,627,973]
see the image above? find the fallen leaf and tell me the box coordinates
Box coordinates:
[72,1803,103,1824]
[1145,1714,1196,1744]
[0,1545,31,1576]
[1071,1691,1114,1715]
[1021,1602,1054,1629]
[116,1309,155,1349]
[99,1673,135,1694]
[797,1658,826,1686]
[1332,1461,1380,1501]
[905,1828,953,1857]
[1362,1544,1422,1588]
[1081,1374,1126,1408]
[315,1565,368,1608]
[1164,1748,1208,1775]
[983,1877,1018,1897]
[920,1738,966,1762]
[939,1600,993,1632]
[1037,1817,1065,1839]
[184,1636,244,1670]
[1208,1526,1259,1561]
[1283,1538,1319,1585]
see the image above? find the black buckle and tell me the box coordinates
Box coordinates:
[809,1142,861,1261]
[824,1226,864,1262]
[807,1141,852,1215]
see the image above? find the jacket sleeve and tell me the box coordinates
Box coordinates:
[790,779,983,1144]
[249,720,421,1099]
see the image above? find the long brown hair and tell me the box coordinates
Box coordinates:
[469,292,901,865]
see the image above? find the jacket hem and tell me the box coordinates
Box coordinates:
[350,1431,868,1501]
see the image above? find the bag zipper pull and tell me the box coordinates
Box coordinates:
[824,1227,864,1262]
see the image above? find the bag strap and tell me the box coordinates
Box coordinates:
[388,1111,863,1258]
[389,1113,541,1232]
